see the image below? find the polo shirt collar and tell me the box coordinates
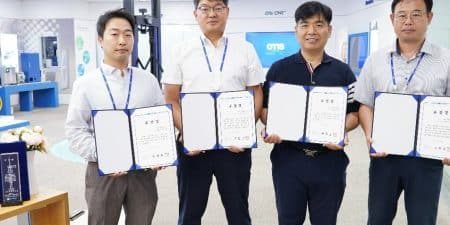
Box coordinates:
[296,51,333,64]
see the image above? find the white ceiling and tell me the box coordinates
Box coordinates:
[84,0,390,15]
[16,0,390,15]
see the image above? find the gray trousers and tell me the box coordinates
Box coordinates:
[85,162,158,225]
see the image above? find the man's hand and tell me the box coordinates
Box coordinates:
[228,146,245,153]
[185,149,204,156]
[151,166,167,171]
[109,171,128,177]
[264,134,282,144]
[443,158,450,166]
[323,133,348,151]
[261,127,282,144]
[367,136,388,158]
[179,134,204,156]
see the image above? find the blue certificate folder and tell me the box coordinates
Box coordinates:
[180,90,257,152]
[0,142,30,203]
[266,82,348,145]
[370,92,450,160]
[92,105,178,176]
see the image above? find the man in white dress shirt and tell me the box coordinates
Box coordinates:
[162,0,264,224]
[355,0,450,224]
[65,9,163,225]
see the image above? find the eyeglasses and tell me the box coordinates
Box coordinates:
[394,10,427,23]
[197,5,227,14]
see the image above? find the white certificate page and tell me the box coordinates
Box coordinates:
[416,96,450,160]
[130,105,177,168]
[371,93,418,156]
[305,87,347,144]
[266,82,307,142]
[216,91,256,148]
[92,110,134,175]
[181,93,217,151]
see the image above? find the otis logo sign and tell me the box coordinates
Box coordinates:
[266,43,285,51]
[264,10,286,16]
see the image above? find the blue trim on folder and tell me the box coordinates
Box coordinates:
[269,81,276,89]
[408,150,416,157]
[98,169,106,176]
[412,94,420,102]
[303,86,310,92]
[91,110,98,118]
[374,91,382,99]
[338,139,345,147]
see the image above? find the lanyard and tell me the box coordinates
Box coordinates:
[200,37,228,73]
[390,52,425,91]
[100,67,133,110]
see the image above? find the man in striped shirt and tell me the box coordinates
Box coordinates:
[355,0,450,224]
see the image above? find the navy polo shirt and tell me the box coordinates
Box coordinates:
[262,52,360,151]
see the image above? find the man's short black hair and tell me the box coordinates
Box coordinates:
[391,0,433,12]
[97,9,135,37]
[295,1,332,24]
[193,0,228,9]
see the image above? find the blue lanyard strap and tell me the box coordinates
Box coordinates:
[100,67,133,110]
[390,52,425,89]
[200,37,228,73]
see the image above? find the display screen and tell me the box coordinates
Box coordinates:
[245,32,300,68]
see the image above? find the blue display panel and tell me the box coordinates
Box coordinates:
[245,32,300,68]
[348,32,369,77]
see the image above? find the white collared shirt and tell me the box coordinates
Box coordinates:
[161,34,264,92]
[355,39,450,107]
[65,63,164,162]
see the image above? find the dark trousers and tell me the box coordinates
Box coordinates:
[271,143,349,225]
[367,156,443,225]
[176,142,252,225]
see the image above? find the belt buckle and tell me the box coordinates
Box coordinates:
[303,148,318,157]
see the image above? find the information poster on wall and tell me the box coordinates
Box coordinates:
[74,20,97,76]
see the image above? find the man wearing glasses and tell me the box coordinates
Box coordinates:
[162,0,264,225]
[355,0,450,224]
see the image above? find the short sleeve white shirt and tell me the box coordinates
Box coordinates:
[161,34,264,92]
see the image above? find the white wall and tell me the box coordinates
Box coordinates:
[428,0,450,48]
[19,0,90,19]
[343,0,450,51]
[331,1,394,65]
[0,0,21,19]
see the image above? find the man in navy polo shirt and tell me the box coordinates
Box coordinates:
[261,1,359,225]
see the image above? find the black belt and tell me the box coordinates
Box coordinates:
[284,141,328,157]
[301,148,328,157]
